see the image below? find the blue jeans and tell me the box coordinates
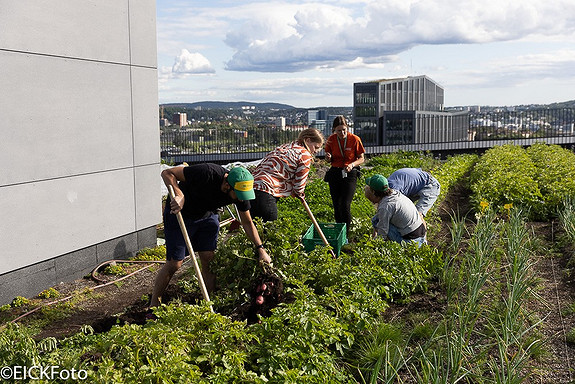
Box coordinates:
[415,177,441,216]
[387,225,427,247]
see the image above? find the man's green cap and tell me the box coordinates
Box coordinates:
[365,174,389,192]
[227,167,255,200]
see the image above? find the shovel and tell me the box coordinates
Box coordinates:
[301,197,337,258]
[168,185,214,313]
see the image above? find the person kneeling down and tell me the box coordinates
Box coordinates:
[364,174,427,246]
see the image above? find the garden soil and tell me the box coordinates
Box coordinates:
[2,181,575,383]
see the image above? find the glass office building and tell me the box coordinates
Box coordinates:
[353,75,466,145]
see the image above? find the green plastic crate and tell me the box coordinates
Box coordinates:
[302,223,347,256]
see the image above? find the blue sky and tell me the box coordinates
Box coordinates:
[156,0,575,108]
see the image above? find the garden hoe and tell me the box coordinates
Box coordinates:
[301,197,337,258]
[168,185,214,313]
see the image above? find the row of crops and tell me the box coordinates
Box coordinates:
[1,143,575,382]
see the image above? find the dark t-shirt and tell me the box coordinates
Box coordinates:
[168,163,250,220]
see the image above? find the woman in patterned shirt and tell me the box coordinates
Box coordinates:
[250,128,324,221]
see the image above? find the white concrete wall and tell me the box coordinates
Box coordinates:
[0,0,160,296]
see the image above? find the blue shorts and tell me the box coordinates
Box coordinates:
[163,210,220,261]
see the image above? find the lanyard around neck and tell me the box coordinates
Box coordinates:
[336,135,347,158]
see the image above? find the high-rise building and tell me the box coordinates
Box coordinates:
[353,75,467,145]
[173,112,187,127]
[274,117,286,130]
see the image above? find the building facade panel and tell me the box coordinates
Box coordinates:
[0,52,134,185]
[135,164,162,230]
[0,169,137,275]
[353,82,380,145]
[131,66,160,166]
[0,0,130,64]
[128,0,158,68]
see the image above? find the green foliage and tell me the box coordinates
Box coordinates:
[566,328,575,346]
[434,153,479,196]
[559,197,575,244]
[526,143,575,218]
[469,144,575,220]
[365,151,440,176]
[348,320,408,382]
[10,296,30,308]
[65,304,265,383]
[470,144,543,218]
[38,287,60,299]
[253,291,356,381]
[102,264,126,276]
[132,245,166,261]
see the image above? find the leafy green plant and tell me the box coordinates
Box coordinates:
[559,197,575,244]
[102,264,126,276]
[365,151,440,175]
[470,144,543,218]
[526,143,575,218]
[132,245,166,261]
[470,143,575,220]
[38,287,60,299]
[10,296,30,308]
[566,328,575,346]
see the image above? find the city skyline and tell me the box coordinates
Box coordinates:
[156,0,575,108]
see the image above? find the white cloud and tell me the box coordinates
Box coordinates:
[156,0,575,106]
[447,49,575,88]
[171,49,215,76]
[222,0,575,72]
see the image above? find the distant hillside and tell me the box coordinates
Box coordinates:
[162,100,575,112]
[545,100,575,109]
[161,101,296,110]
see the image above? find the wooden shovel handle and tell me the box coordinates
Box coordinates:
[168,185,214,312]
[301,198,336,258]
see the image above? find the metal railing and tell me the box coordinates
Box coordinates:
[160,108,575,164]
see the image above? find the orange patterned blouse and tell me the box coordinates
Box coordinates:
[252,141,312,198]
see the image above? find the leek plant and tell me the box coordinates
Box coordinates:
[411,207,498,384]
[353,322,412,384]
[448,209,468,252]
[487,208,541,384]
[559,197,575,243]
[463,208,498,330]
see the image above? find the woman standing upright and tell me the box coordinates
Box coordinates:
[250,128,325,222]
[324,115,365,234]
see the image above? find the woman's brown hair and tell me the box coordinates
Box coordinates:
[332,115,348,131]
[297,128,324,146]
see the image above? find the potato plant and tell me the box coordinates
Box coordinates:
[470,144,543,218]
[470,143,575,220]
[526,143,575,218]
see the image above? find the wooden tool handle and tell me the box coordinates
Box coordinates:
[168,185,214,312]
[301,198,336,258]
